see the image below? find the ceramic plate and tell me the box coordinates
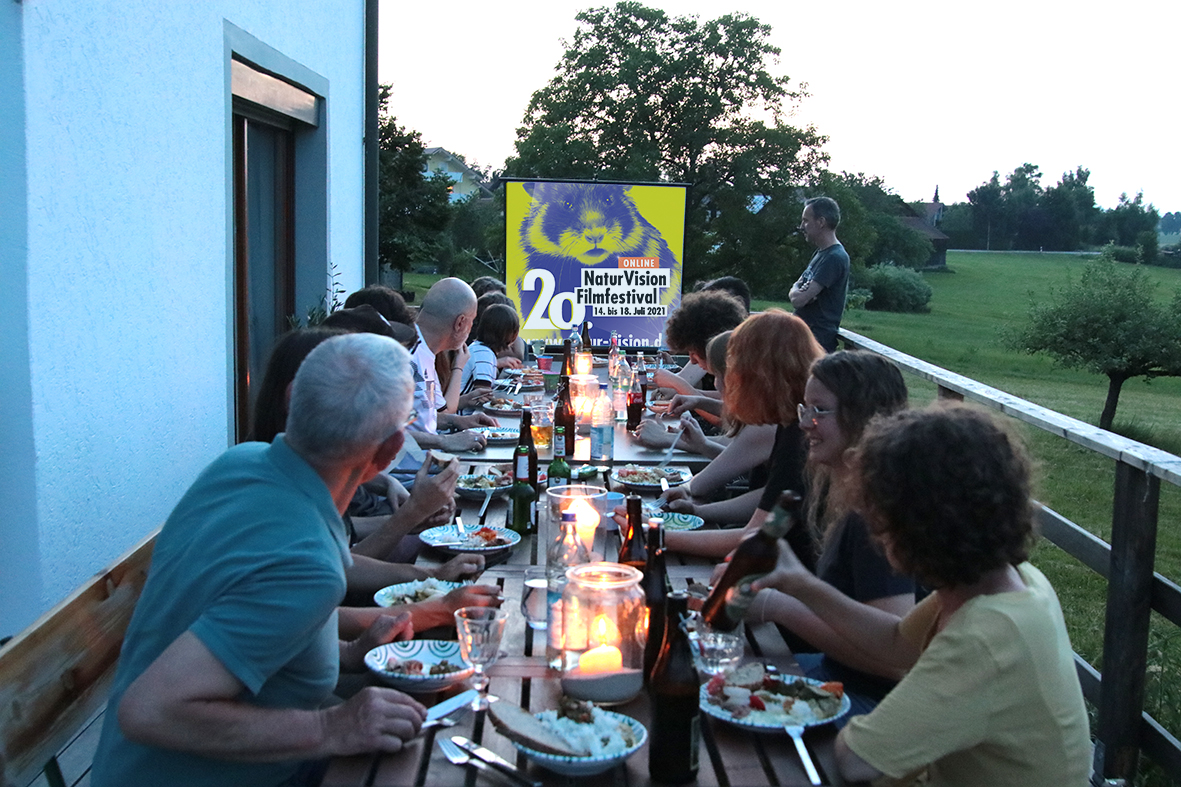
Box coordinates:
[364,640,473,692]
[698,676,850,730]
[483,400,522,416]
[609,466,689,491]
[420,525,521,553]
[656,512,705,531]
[507,711,647,777]
[470,427,520,445]
[455,473,513,500]
[373,578,463,607]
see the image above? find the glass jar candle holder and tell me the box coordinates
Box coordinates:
[545,485,607,553]
[559,562,645,704]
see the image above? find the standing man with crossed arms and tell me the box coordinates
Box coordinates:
[790,196,850,353]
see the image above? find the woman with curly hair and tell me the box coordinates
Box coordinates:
[748,350,915,722]
[753,405,1090,786]
[662,309,823,559]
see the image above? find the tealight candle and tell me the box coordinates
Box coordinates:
[578,643,623,673]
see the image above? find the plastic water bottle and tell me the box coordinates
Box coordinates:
[590,382,615,462]
[614,356,631,421]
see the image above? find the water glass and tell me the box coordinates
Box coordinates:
[521,567,549,630]
[455,607,508,709]
[692,621,744,676]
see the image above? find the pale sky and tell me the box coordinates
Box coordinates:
[380,0,1177,212]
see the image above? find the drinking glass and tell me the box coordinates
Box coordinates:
[692,619,744,676]
[531,402,554,449]
[521,567,549,630]
[454,607,508,709]
[530,339,546,362]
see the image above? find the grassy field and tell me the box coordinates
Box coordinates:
[760,251,1181,784]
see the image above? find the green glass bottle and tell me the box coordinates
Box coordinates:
[547,426,571,489]
[509,444,536,535]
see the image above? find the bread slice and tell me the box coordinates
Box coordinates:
[728,661,766,690]
[488,701,581,756]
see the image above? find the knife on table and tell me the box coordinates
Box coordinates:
[451,736,542,787]
[426,689,479,723]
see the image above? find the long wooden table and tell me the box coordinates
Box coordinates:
[323,471,858,787]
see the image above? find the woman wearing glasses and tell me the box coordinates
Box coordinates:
[749,350,916,721]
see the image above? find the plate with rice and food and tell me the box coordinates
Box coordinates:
[700,662,849,730]
[364,639,473,692]
[373,577,464,607]
[420,525,521,554]
[455,472,513,499]
[609,464,689,491]
[483,397,522,416]
[489,697,646,777]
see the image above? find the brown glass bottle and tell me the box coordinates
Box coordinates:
[642,517,668,682]
[555,375,576,456]
[618,495,647,572]
[699,491,803,631]
[561,338,574,376]
[648,591,700,784]
[580,320,592,350]
[518,409,539,493]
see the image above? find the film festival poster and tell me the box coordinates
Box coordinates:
[505,179,687,348]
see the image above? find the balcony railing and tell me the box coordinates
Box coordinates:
[839,328,1181,784]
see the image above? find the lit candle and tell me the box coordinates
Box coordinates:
[565,497,600,551]
[575,351,593,375]
[579,644,623,673]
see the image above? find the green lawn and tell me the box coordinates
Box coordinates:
[763,251,1181,784]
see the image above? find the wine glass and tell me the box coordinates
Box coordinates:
[454,607,508,709]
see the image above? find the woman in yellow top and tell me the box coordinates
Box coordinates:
[754,405,1090,786]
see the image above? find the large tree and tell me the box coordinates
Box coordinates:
[376,85,453,272]
[1008,251,1181,429]
[504,2,827,285]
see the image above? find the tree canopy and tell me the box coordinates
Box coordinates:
[376,85,453,272]
[1008,250,1181,429]
[504,2,827,285]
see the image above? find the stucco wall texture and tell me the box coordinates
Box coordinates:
[6,2,367,635]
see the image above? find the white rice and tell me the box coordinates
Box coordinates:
[536,708,632,757]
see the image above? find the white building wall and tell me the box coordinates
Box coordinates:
[5,1,366,635]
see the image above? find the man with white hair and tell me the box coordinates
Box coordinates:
[92,334,429,787]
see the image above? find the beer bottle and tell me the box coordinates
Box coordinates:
[618,495,647,573]
[636,352,649,403]
[547,426,571,489]
[700,491,803,631]
[508,443,535,536]
[580,320,592,350]
[518,409,539,493]
[648,591,700,784]
[642,517,668,680]
[555,375,576,456]
[561,338,574,376]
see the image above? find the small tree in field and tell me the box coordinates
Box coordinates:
[1008,252,1181,430]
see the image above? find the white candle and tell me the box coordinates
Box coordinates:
[579,644,623,673]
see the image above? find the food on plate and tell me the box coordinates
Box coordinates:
[451,527,510,549]
[457,473,511,490]
[486,397,519,411]
[384,656,464,676]
[704,663,844,725]
[380,578,458,605]
[615,465,682,486]
[490,697,637,757]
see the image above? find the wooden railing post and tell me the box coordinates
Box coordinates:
[1096,461,1160,781]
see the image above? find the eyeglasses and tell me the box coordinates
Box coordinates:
[402,410,420,430]
[796,403,835,426]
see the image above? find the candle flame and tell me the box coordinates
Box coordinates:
[566,496,600,551]
[590,613,620,647]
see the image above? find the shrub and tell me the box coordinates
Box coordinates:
[845,288,873,311]
[856,264,932,313]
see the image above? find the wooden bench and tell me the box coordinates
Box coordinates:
[0,530,156,787]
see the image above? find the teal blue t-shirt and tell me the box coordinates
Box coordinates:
[91,436,352,787]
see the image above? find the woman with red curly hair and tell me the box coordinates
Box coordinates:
[663,310,823,559]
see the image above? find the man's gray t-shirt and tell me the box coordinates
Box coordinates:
[795,243,850,352]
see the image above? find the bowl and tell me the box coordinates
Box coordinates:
[364,640,473,693]
[373,578,463,608]
[657,512,704,531]
[509,711,647,776]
